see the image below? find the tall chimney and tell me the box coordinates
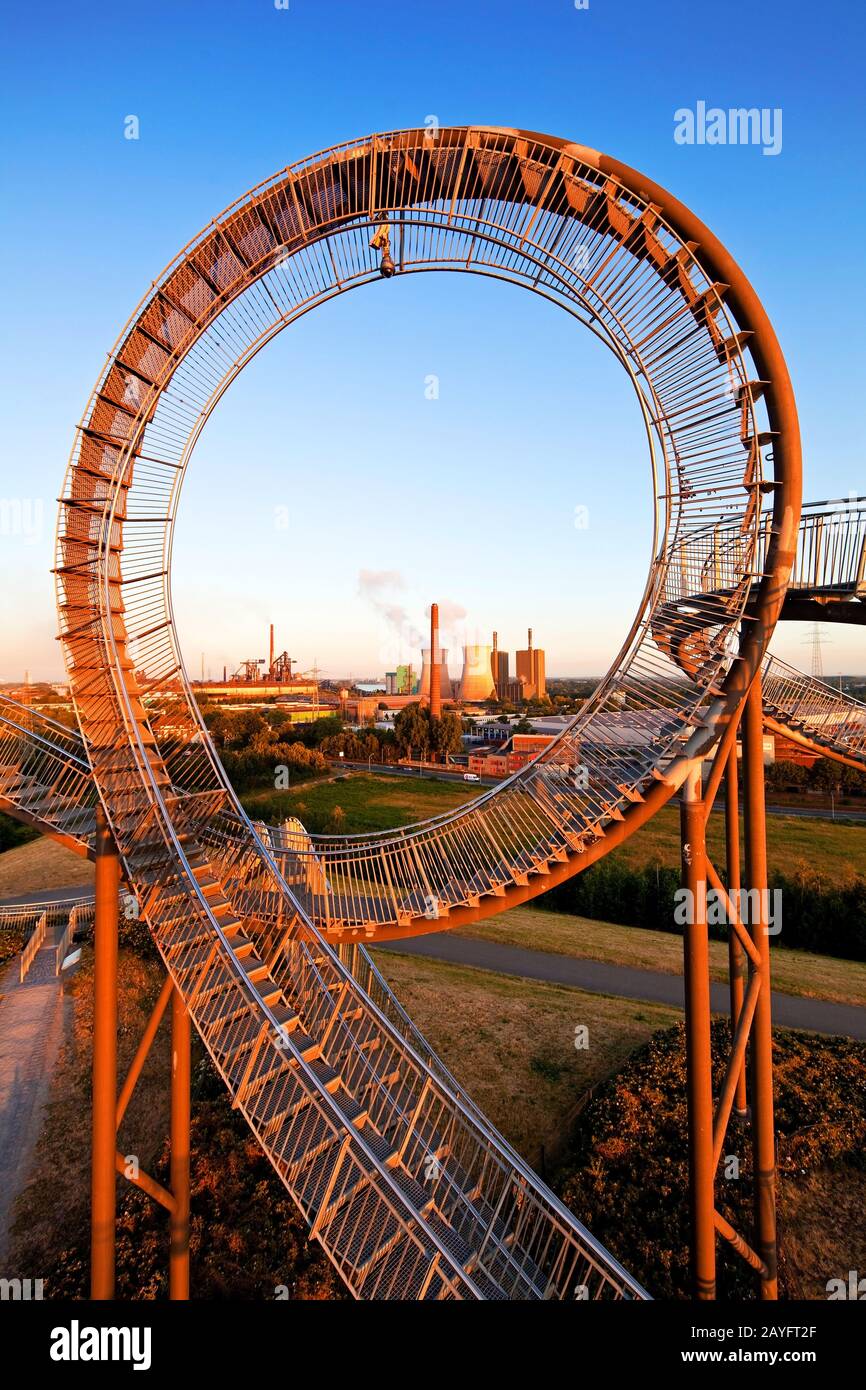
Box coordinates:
[528,627,533,655]
[269,623,275,678]
[492,630,499,696]
[430,602,442,720]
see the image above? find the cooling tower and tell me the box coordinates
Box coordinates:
[458,644,495,702]
[418,648,451,701]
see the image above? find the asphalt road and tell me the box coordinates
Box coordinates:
[376,932,866,1040]
[335,761,499,787]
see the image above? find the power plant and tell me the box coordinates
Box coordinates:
[491,630,509,699]
[202,613,545,711]
[458,643,496,702]
[516,627,546,700]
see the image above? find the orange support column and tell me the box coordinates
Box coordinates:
[91,804,119,1300]
[680,762,716,1300]
[170,987,191,1300]
[725,744,748,1119]
[741,673,778,1299]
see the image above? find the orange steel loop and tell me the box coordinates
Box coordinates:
[0,128,821,1299]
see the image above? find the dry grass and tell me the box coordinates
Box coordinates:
[372,950,679,1166]
[779,1167,866,1299]
[0,838,93,899]
[457,906,866,1008]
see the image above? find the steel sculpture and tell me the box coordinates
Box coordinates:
[9,127,859,1300]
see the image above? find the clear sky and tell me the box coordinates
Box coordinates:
[1,0,863,682]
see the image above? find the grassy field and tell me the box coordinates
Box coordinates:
[0,837,94,899]
[2,775,861,902]
[613,803,866,879]
[373,950,680,1166]
[241,771,479,834]
[456,905,866,1008]
[245,770,866,875]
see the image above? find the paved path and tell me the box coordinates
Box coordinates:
[0,927,69,1264]
[0,886,93,909]
[376,933,866,1040]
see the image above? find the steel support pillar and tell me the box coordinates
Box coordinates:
[680,762,716,1300]
[91,804,119,1300]
[741,673,778,1299]
[170,989,191,1300]
[725,744,748,1119]
[89,817,193,1299]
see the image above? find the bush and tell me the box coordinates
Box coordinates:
[554,1020,866,1299]
[0,811,38,854]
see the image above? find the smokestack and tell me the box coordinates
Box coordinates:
[528,627,533,655]
[223,665,227,683]
[430,602,442,720]
[269,623,275,678]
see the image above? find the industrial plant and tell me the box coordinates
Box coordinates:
[193,610,547,723]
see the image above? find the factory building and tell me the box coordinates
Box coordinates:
[515,628,546,700]
[490,631,510,699]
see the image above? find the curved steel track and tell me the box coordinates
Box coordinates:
[3,127,823,1297]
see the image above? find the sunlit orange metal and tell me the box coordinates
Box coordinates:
[170,990,191,1300]
[91,804,119,1300]
[742,672,779,1299]
[725,745,748,1118]
[91,847,192,1301]
[45,128,810,1301]
[680,763,716,1299]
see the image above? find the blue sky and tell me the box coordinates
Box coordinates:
[1,0,863,680]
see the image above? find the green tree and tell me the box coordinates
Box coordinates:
[430,711,463,759]
[394,703,431,759]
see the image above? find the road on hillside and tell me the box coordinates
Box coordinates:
[376,933,866,1040]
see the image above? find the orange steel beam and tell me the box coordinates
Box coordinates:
[725,745,749,1119]
[91,804,119,1299]
[88,836,193,1299]
[114,1152,174,1213]
[742,673,779,1299]
[116,972,174,1128]
[713,1211,768,1277]
[170,990,191,1300]
[712,970,761,1167]
[762,713,866,773]
[680,763,716,1300]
